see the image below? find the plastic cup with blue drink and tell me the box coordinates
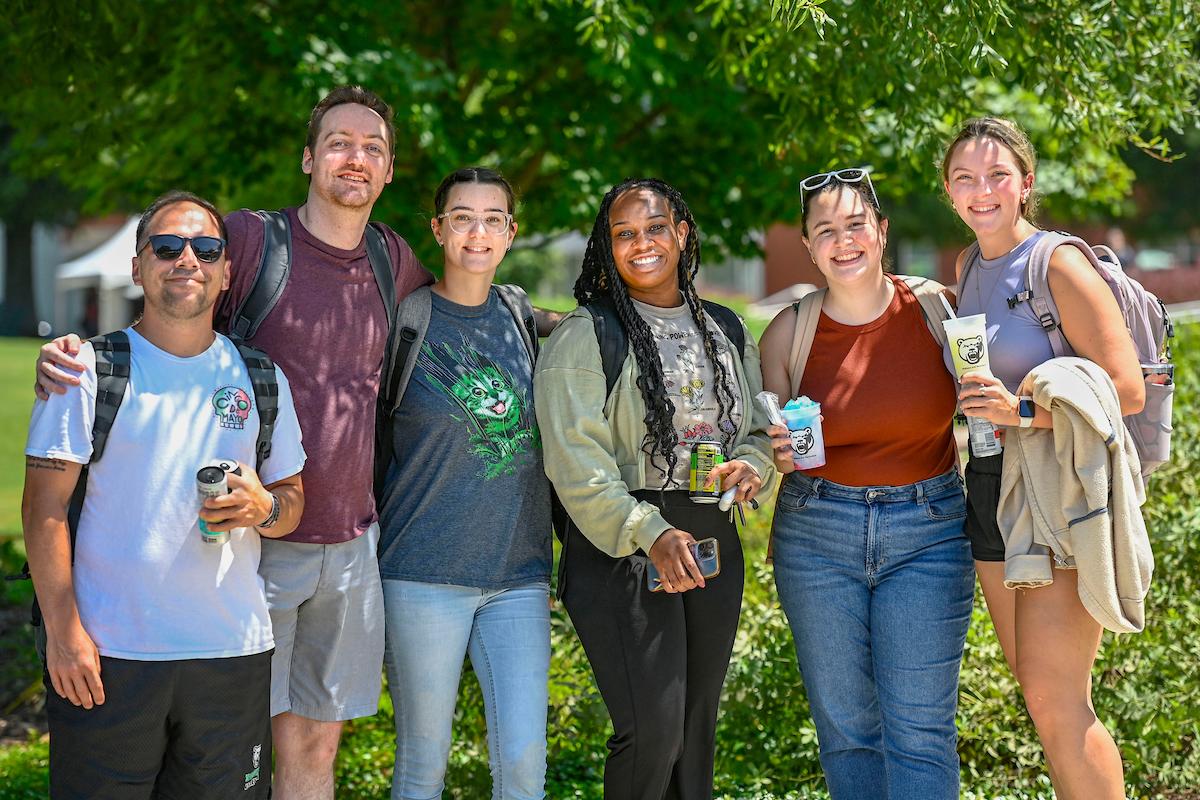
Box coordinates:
[779,396,826,470]
[940,306,1003,458]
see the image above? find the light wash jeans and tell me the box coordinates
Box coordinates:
[382,579,551,800]
[772,469,973,800]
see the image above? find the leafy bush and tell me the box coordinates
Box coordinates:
[336,324,1200,799]
[3,327,1196,800]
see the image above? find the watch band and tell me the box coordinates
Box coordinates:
[1017,397,1036,428]
[256,492,281,530]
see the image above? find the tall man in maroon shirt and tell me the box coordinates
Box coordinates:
[37,86,433,799]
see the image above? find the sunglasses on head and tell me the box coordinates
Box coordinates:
[140,234,227,263]
[798,168,880,211]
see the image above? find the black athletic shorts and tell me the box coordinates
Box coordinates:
[45,649,273,800]
[963,452,1005,562]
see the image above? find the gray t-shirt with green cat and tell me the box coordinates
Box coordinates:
[377,288,552,589]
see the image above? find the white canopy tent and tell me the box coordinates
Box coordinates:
[55,217,142,334]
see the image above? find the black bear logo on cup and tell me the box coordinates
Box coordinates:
[793,427,815,455]
[957,336,984,365]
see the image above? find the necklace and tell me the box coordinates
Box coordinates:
[971,249,1005,317]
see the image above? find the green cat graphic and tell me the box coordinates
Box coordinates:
[420,338,537,479]
[450,366,522,438]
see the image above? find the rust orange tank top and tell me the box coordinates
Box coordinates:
[799,274,958,486]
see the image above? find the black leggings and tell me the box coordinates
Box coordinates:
[561,490,744,800]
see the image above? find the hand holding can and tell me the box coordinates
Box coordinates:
[197,459,242,545]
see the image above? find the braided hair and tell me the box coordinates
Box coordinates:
[575,178,739,485]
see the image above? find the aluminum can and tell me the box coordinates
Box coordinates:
[197,459,241,545]
[689,439,725,504]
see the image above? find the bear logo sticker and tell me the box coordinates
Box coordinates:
[792,427,815,455]
[957,336,984,366]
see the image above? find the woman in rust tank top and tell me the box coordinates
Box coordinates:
[758,169,972,800]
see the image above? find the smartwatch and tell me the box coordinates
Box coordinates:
[1017,397,1036,428]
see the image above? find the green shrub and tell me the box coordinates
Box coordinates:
[339,323,1200,799]
[3,327,1195,800]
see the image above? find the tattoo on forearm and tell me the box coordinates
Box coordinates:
[27,457,68,472]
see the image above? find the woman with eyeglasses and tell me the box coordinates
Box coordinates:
[943,118,1144,800]
[375,167,553,800]
[758,168,973,800]
[534,178,785,799]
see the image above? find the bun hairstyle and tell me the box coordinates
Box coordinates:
[574,178,738,483]
[941,116,1039,222]
[433,167,516,216]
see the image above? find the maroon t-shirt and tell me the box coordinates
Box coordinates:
[214,207,433,544]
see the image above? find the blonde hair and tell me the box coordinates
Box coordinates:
[941,117,1039,222]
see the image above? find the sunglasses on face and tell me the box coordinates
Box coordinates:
[798,168,880,211]
[139,234,227,263]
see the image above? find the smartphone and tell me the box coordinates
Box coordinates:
[648,538,721,592]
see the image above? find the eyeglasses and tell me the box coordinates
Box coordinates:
[798,168,880,211]
[437,211,513,235]
[139,234,227,263]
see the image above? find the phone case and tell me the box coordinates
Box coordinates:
[648,538,721,591]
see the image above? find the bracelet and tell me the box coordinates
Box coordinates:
[256,493,281,530]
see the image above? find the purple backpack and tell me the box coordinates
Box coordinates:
[963,231,1175,480]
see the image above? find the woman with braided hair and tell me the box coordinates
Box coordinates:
[534,178,788,799]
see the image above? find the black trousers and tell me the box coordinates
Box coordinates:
[562,490,744,800]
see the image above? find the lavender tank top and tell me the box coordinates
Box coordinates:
[948,230,1056,393]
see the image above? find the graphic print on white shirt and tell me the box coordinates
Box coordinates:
[631,299,743,488]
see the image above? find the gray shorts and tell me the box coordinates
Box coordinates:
[258,523,384,721]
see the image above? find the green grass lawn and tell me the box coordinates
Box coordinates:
[0,339,39,543]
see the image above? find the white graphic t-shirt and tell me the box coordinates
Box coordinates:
[25,328,306,660]
[631,298,743,489]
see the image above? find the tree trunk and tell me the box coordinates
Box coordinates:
[0,218,37,336]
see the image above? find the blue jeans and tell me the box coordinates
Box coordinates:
[772,469,973,800]
[382,580,551,800]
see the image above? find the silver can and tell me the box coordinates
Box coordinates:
[197,459,241,545]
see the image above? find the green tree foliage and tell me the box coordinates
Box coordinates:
[2,1,1197,268]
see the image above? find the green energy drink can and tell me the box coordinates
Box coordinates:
[689,439,725,504]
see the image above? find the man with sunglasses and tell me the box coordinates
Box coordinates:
[23,191,307,799]
[35,87,434,798]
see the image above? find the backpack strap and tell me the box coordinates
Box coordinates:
[228,211,291,344]
[1021,230,1093,358]
[787,289,826,399]
[374,286,432,499]
[366,222,400,379]
[584,297,628,398]
[898,274,951,349]
[89,331,132,462]
[700,300,746,361]
[233,342,279,471]
[493,284,539,363]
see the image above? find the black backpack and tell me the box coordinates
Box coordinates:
[583,296,746,396]
[225,210,396,351]
[20,329,279,627]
